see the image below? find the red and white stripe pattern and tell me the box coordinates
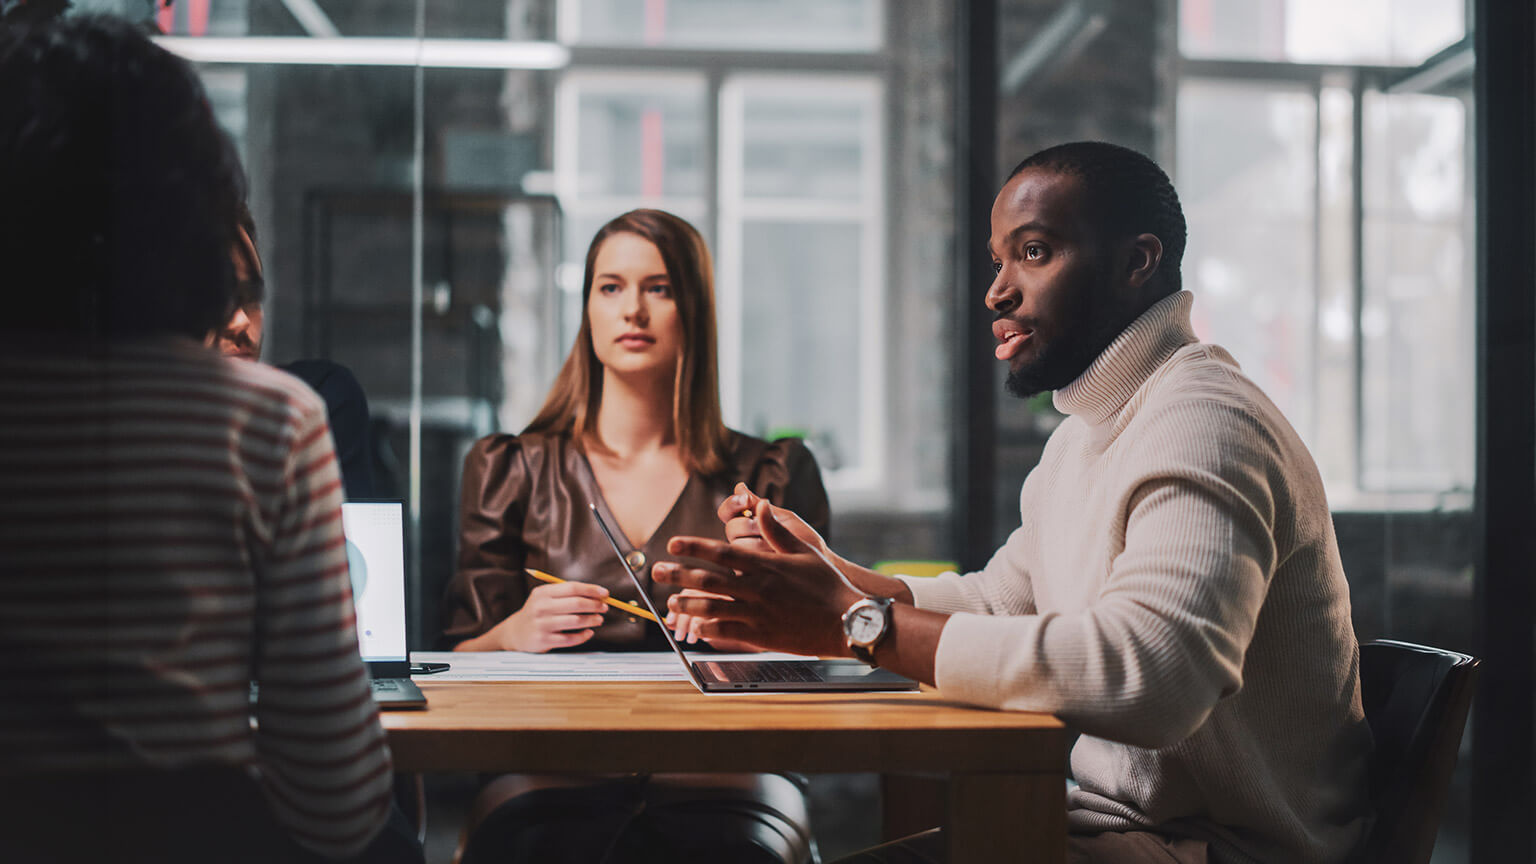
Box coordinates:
[0,338,392,858]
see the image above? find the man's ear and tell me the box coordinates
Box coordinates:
[1126,233,1164,291]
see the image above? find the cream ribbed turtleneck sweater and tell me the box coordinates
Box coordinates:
[902,291,1370,864]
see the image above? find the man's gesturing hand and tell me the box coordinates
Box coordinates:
[717,482,829,555]
[655,499,864,658]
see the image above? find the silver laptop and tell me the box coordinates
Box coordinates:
[589,503,918,693]
[342,500,427,709]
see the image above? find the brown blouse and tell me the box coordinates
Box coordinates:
[445,430,830,651]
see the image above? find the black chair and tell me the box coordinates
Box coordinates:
[1353,639,1479,864]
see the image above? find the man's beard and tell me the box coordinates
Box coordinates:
[1003,300,1126,400]
[1003,331,1102,399]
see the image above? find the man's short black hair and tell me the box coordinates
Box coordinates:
[1009,141,1186,294]
[0,13,245,340]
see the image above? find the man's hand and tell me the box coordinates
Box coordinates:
[655,499,865,658]
[717,482,829,554]
[461,581,609,653]
[720,487,915,604]
[665,484,836,652]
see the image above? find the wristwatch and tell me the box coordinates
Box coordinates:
[842,595,894,666]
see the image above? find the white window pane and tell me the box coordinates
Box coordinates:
[740,221,863,473]
[1178,80,1318,444]
[1178,0,1287,61]
[1314,87,1359,494]
[566,0,883,53]
[743,94,869,201]
[1360,92,1471,493]
[719,75,884,488]
[1179,0,1464,65]
[572,78,706,199]
[1363,94,1465,221]
[1284,0,1464,65]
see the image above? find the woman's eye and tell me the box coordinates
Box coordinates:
[991,261,1002,274]
[1025,245,1044,260]
[647,283,672,297]
[597,283,620,294]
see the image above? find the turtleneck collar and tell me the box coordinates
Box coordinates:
[1052,290,1197,425]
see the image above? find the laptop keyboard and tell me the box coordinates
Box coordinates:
[712,661,825,683]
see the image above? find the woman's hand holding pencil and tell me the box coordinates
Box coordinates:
[525,569,745,651]
[525,569,659,624]
[460,571,611,652]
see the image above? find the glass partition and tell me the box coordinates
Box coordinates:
[155,0,569,650]
[156,4,952,857]
[155,0,955,654]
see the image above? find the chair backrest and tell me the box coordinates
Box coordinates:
[1354,639,1480,864]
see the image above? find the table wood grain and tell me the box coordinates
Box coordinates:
[384,680,1068,862]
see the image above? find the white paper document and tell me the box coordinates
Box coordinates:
[410,650,817,682]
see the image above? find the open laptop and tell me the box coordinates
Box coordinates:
[341,500,428,709]
[589,503,918,693]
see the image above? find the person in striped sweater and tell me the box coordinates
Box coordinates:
[0,13,413,862]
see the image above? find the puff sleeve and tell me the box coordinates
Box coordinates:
[747,437,830,538]
[443,435,532,644]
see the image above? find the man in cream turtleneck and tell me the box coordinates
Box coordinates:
[657,141,1371,864]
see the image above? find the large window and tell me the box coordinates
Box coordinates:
[719,75,885,489]
[1359,90,1471,494]
[1176,0,1473,510]
[554,13,892,496]
[552,69,710,399]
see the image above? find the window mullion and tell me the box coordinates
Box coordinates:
[1350,71,1367,494]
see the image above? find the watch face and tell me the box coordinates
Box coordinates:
[848,606,885,644]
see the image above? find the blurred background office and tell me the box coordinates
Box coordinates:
[73,0,1531,861]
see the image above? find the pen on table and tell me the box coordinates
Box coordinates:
[524,568,660,624]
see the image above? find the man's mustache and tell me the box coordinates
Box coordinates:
[993,311,1042,329]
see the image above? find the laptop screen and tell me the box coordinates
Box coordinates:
[587,503,710,691]
[341,501,408,663]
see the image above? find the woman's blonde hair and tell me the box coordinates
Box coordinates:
[524,209,730,476]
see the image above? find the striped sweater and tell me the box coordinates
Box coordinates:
[903,292,1371,863]
[0,337,393,859]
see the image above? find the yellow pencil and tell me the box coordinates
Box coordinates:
[524,568,660,624]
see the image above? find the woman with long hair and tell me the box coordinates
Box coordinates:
[445,209,828,863]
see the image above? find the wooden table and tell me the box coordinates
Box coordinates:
[383,680,1068,863]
